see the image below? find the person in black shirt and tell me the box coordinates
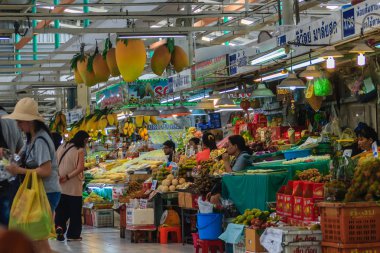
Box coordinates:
[162,140,176,163]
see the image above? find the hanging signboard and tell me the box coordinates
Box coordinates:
[228,49,249,76]
[342,0,380,39]
[95,82,127,108]
[169,69,192,92]
[127,79,169,101]
[67,108,83,125]
[191,55,228,87]
[277,13,342,57]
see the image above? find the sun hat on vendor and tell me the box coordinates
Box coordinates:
[3,97,45,122]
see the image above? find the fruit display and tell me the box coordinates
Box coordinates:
[199,159,214,173]
[118,181,147,203]
[138,127,149,141]
[84,192,109,204]
[123,121,136,137]
[344,157,380,202]
[156,174,191,193]
[187,169,213,195]
[49,111,67,134]
[232,208,277,229]
[116,39,146,82]
[178,156,197,177]
[295,169,331,183]
[210,148,226,160]
[152,166,170,183]
[209,160,225,176]
[102,38,120,77]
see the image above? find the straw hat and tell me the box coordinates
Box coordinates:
[4,97,45,122]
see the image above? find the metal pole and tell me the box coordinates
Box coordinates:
[224,17,229,46]
[54,0,60,49]
[15,34,21,74]
[32,0,38,60]
[83,0,90,28]
[277,0,282,26]
[186,2,194,64]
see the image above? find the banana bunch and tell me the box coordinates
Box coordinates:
[123,121,136,136]
[50,111,67,134]
[139,127,149,141]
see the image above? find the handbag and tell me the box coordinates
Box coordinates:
[9,171,55,241]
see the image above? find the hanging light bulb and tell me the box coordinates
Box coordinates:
[357,53,366,66]
[326,56,335,69]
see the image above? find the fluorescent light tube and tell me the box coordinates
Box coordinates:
[289,58,325,70]
[220,88,238,94]
[188,95,209,102]
[161,96,180,104]
[118,34,186,39]
[254,72,288,82]
[251,48,287,65]
[241,19,254,25]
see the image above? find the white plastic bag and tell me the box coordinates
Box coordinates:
[198,196,214,214]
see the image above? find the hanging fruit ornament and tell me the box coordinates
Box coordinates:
[103,38,120,77]
[291,99,296,114]
[171,43,189,73]
[76,44,97,87]
[151,39,174,76]
[70,53,84,85]
[91,42,110,83]
[116,39,146,82]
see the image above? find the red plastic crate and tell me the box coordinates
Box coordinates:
[318,202,380,244]
[322,242,380,253]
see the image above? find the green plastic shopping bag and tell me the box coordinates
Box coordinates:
[314,78,332,96]
[9,171,55,241]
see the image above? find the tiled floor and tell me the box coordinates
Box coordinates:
[50,226,194,253]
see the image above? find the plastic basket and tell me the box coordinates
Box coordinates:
[283,149,312,160]
[321,242,380,253]
[91,209,114,227]
[318,201,380,244]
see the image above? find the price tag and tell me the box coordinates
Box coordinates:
[343,149,352,157]
[372,142,378,158]
[151,180,158,190]
[139,199,148,209]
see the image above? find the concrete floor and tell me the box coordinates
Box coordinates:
[50,226,194,253]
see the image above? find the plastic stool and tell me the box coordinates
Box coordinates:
[158,226,182,244]
[192,233,224,253]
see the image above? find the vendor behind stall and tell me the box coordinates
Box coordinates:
[196,132,217,163]
[222,135,253,172]
[353,123,379,159]
[188,137,200,154]
[162,140,176,163]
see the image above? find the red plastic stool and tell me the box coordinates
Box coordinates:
[192,233,224,253]
[158,226,182,244]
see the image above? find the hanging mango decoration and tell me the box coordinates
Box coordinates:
[91,44,110,83]
[171,44,189,73]
[151,43,173,76]
[49,111,67,134]
[70,53,84,85]
[116,39,146,82]
[103,38,120,77]
[74,44,97,87]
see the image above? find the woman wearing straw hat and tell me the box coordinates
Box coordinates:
[4,97,61,253]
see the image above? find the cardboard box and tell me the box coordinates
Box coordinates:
[126,208,154,225]
[293,196,303,219]
[245,228,267,252]
[184,192,199,209]
[283,195,294,217]
[283,242,321,253]
[178,192,186,207]
[276,192,285,216]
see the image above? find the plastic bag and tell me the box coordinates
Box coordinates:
[9,171,55,241]
[198,196,214,214]
[314,78,332,96]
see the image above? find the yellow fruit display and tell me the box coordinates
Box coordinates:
[116,39,146,82]
[138,127,149,141]
[135,116,144,128]
[151,44,171,76]
[150,116,158,124]
[49,111,67,134]
[123,122,136,136]
[107,114,115,126]
[77,56,97,87]
[143,116,150,124]
[103,38,120,77]
[171,45,189,73]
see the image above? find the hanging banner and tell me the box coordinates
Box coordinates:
[191,55,228,87]
[96,82,127,108]
[342,0,380,39]
[169,69,192,92]
[127,79,169,101]
[277,13,342,57]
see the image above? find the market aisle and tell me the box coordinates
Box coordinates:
[50,226,194,253]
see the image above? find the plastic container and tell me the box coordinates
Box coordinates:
[283,149,312,160]
[91,209,114,227]
[322,242,380,253]
[196,213,223,240]
[83,208,93,226]
[318,201,380,244]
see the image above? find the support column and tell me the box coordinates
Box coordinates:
[223,17,229,46]
[15,34,21,74]
[54,0,60,49]
[83,0,90,28]
[185,2,194,64]
[282,0,294,26]
[32,0,38,60]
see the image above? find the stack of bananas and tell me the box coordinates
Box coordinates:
[139,127,149,141]
[123,121,136,137]
[135,115,158,127]
[49,112,67,134]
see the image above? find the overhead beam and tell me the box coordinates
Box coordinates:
[0,81,75,86]
[0,59,69,65]
[0,66,69,73]
[0,51,78,56]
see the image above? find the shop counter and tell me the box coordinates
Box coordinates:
[221,172,288,213]
[249,159,330,180]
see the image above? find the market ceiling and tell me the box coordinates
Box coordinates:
[0,0,353,116]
